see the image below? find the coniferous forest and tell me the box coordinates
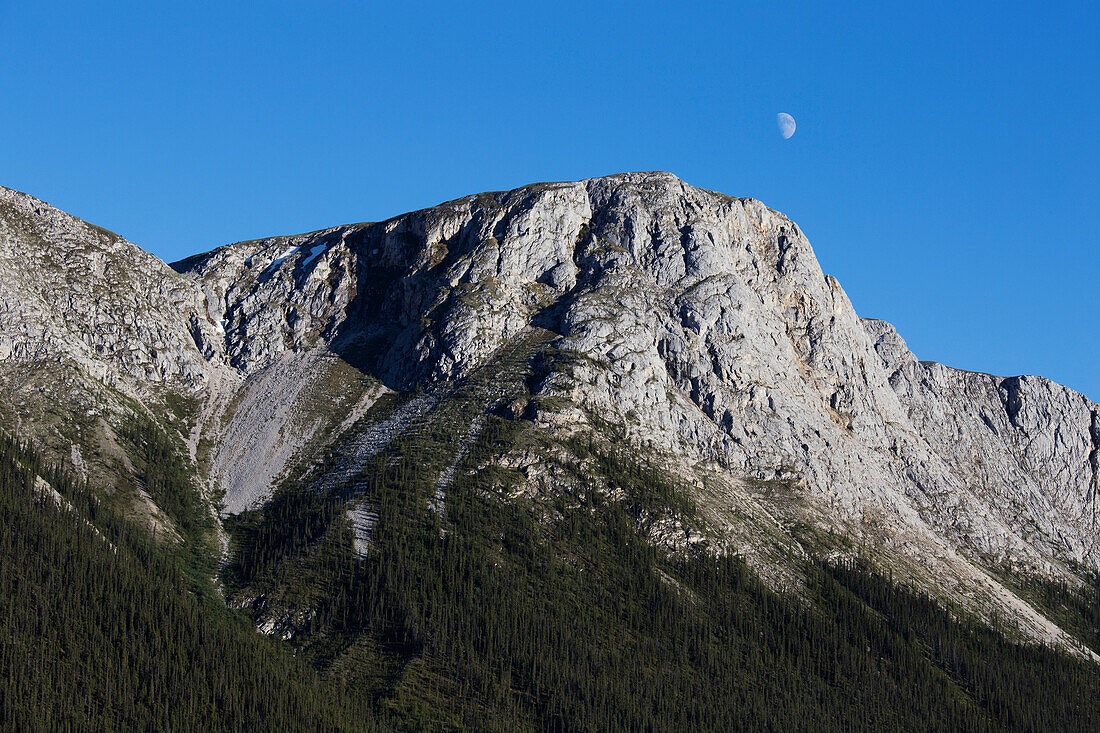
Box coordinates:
[2,419,1099,731]
[0,432,376,731]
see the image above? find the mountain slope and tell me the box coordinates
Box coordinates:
[0,185,232,541]
[1,173,1098,671]
[0,431,387,731]
[864,318,1099,567]
[171,172,1099,647]
[0,185,218,388]
[7,416,1100,731]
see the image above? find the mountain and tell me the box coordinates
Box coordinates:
[1,173,1098,729]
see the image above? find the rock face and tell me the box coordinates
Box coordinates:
[2,173,1097,647]
[171,172,1099,576]
[0,186,219,390]
[864,319,1099,568]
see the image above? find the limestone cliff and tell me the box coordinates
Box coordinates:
[2,173,1096,653]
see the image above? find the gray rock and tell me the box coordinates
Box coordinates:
[0,185,221,393]
[171,172,1099,577]
[4,173,1098,652]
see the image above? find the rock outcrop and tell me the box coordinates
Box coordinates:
[170,172,1099,578]
[0,186,220,390]
[864,318,1099,569]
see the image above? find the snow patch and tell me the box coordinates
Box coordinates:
[264,245,299,273]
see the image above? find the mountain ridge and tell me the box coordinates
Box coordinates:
[8,175,1091,398]
[1,173,1097,659]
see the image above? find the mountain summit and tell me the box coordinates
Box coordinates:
[2,173,1097,659]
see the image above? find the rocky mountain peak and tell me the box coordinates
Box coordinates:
[2,174,1098,654]
[175,173,1100,575]
[175,171,801,383]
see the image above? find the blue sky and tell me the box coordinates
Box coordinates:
[2,1,1097,398]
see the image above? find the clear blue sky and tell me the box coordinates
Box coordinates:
[2,1,1097,398]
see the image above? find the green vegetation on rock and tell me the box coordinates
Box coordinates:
[223,395,1100,732]
[0,432,381,732]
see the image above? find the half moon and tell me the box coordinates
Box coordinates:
[777,112,796,139]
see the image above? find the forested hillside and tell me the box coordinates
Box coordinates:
[4,427,1097,731]
[0,433,379,731]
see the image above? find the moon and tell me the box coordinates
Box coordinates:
[777,112,796,139]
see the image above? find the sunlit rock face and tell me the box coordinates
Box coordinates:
[3,174,1097,645]
[864,318,1099,569]
[0,186,219,390]
[173,172,1099,574]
